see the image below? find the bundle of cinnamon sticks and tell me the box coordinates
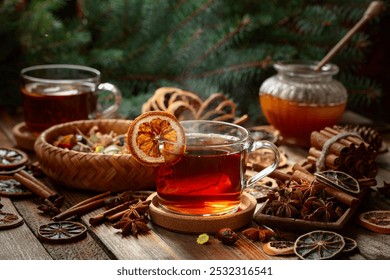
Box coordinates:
[309,126,378,179]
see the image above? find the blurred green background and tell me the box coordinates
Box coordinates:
[1,0,389,124]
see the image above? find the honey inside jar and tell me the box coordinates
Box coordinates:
[260,94,346,146]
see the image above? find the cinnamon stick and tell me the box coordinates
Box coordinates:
[14,170,59,201]
[67,191,111,211]
[358,177,377,188]
[292,170,359,207]
[106,209,128,223]
[308,147,340,169]
[291,162,312,175]
[310,131,351,156]
[106,200,152,223]
[251,163,291,183]
[322,186,360,208]
[52,197,107,221]
[291,170,315,184]
[326,126,368,147]
[89,200,137,226]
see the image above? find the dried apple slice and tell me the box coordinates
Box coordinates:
[294,230,345,260]
[167,100,197,120]
[168,90,203,112]
[154,87,183,111]
[196,93,227,119]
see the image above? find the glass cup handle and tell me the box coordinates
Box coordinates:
[246,140,280,188]
[96,83,122,118]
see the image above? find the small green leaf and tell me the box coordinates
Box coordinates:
[196,233,209,245]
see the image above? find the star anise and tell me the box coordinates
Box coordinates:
[267,187,302,218]
[298,181,324,200]
[104,191,136,208]
[37,196,65,217]
[302,198,340,222]
[111,200,151,237]
[127,200,151,218]
[242,225,275,242]
[301,196,324,219]
[112,215,150,236]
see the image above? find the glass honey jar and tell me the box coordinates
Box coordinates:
[259,61,347,147]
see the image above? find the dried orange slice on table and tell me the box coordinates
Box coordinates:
[127,111,186,166]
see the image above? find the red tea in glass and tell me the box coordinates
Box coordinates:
[157,140,244,215]
[22,84,97,132]
[20,64,122,132]
[156,121,280,216]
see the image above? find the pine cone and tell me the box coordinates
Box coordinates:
[338,124,383,152]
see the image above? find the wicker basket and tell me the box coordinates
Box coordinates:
[34,119,156,192]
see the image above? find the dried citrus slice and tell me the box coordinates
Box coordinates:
[127,111,186,166]
[38,221,87,243]
[357,210,390,234]
[0,211,24,230]
[294,230,345,260]
[0,176,32,197]
[263,241,295,256]
[0,147,28,170]
[342,236,358,253]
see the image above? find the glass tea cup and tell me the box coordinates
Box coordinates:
[20,64,122,132]
[156,120,280,216]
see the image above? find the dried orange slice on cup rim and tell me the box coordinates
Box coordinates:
[127,111,186,167]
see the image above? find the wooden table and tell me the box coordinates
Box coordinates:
[1,108,389,260]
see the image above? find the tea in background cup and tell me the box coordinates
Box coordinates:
[20,64,122,132]
[156,120,280,216]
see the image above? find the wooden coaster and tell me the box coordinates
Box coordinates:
[147,192,257,234]
[12,122,39,151]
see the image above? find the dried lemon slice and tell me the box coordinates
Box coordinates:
[0,211,24,230]
[263,240,295,256]
[127,111,186,166]
[38,221,87,243]
[357,210,390,234]
[0,147,28,171]
[294,230,345,260]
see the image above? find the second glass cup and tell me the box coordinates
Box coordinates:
[156,120,280,216]
[20,64,122,132]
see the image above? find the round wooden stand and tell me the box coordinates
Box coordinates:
[12,122,39,151]
[147,192,257,234]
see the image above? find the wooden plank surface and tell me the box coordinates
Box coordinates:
[0,197,52,260]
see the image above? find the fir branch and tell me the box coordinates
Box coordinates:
[189,15,252,68]
[188,56,273,80]
[168,0,215,38]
